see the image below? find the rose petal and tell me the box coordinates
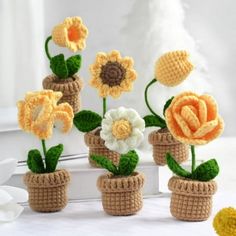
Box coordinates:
[0,159,17,185]
[181,105,200,131]
[0,186,28,203]
[174,113,193,138]
[193,120,218,138]
[198,99,207,123]
[0,202,24,222]
[200,94,218,121]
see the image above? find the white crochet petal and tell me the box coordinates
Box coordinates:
[0,159,17,185]
[0,202,24,222]
[116,140,129,154]
[0,189,13,206]
[0,186,28,203]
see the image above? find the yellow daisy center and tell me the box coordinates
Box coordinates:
[68,26,80,42]
[112,119,132,140]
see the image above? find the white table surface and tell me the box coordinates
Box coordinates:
[1,137,236,236]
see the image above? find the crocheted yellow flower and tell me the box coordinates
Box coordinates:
[17,90,74,140]
[155,50,193,87]
[213,207,236,236]
[89,50,137,98]
[165,91,224,145]
[52,16,88,52]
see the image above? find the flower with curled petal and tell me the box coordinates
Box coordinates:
[155,50,193,87]
[213,207,236,236]
[165,91,224,145]
[17,90,74,140]
[100,107,145,154]
[52,16,88,52]
[89,50,137,98]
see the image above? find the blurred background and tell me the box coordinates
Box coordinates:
[0,0,235,136]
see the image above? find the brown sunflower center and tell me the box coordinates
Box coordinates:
[100,61,126,87]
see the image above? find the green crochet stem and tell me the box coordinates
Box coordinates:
[42,139,47,158]
[103,97,107,118]
[45,36,52,61]
[191,145,196,174]
[144,78,166,126]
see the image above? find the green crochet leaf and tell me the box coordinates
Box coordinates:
[91,155,119,175]
[73,110,102,132]
[27,149,45,173]
[66,54,82,77]
[163,96,174,116]
[118,150,139,176]
[192,159,219,181]
[50,54,68,79]
[166,152,191,178]
[143,115,166,128]
[45,144,63,173]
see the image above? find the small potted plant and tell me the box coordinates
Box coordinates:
[43,16,88,113]
[165,91,224,221]
[73,50,137,167]
[17,90,74,212]
[144,50,193,166]
[91,107,145,216]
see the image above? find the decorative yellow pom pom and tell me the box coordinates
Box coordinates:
[213,207,236,236]
[155,50,193,87]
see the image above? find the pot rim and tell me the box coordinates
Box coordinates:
[168,176,217,197]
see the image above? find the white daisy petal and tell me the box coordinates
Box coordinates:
[0,202,24,222]
[0,159,17,185]
[0,189,13,206]
[0,186,28,203]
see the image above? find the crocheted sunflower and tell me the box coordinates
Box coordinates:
[89,50,137,98]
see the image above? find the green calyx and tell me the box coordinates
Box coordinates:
[166,152,219,182]
[91,150,139,176]
[144,79,174,128]
[27,143,64,174]
[45,36,82,79]
[73,110,102,132]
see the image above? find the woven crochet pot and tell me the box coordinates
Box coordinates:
[84,129,120,168]
[97,172,145,216]
[148,128,189,166]
[43,74,83,113]
[168,176,217,221]
[24,169,70,212]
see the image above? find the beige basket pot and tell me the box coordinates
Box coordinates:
[84,129,120,168]
[97,172,145,216]
[24,169,70,212]
[148,128,189,166]
[43,74,83,113]
[168,176,217,221]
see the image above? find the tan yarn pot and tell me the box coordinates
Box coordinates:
[168,176,217,221]
[84,129,120,168]
[43,74,83,113]
[148,128,189,166]
[24,169,70,212]
[97,172,145,216]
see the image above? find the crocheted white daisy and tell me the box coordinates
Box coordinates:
[101,107,145,154]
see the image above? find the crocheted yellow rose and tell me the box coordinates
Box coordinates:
[89,50,137,98]
[165,91,224,145]
[155,50,193,87]
[213,207,236,236]
[17,90,73,140]
[52,16,88,52]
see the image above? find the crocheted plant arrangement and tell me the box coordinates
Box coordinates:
[165,91,224,221]
[213,207,236,236]
[144,50,193,166]
[17,90,73,212]
[73,50,137,167]
[43,16,88,113]
[91,107,145,216]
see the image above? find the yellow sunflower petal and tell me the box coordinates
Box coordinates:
[120,57,134,69]
[108,50,121,62]
[125,69,137,81]
[109,86,122,98]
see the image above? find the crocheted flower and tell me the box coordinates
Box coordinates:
[100,107,145,154]
[213,207,236,236]
[165,91,224,145]
[52,16,88,52]
[17,90,74,140]
[0,159,28,222]
[89,50,137,98]
[155,50,193,87]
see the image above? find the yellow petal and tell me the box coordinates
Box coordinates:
[53,111,73,133]
[198,99,207,124]
[174,113,193,138]
[108,50,121,62]
[200,94,218,121]
[121,57,134,69]
[193,119,218,138]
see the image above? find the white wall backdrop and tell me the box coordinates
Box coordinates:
[0,0,235,136]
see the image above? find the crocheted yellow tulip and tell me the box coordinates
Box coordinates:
[165,91,224,145]
[213,207,236,236]
[89,50,137,98]
[17,90,74,140]
[155,50,193,87]
[52,16,88,52]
